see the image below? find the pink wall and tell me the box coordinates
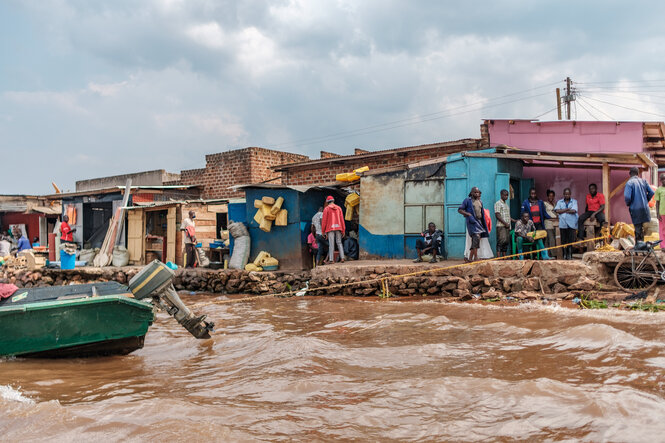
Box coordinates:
[488,120,644,153]
[488,120,647,224]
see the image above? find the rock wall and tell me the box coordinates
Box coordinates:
[0,255,619,301]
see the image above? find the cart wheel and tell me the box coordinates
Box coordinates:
[614,256,658,292]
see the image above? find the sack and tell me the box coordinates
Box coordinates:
[484,208,492,233]
[79,248,99,264]
[111,246,129,267]
[197,247,210,267]
[228,222,250,269]
[528,230,547,241]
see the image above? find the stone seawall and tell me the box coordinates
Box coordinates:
[0,254,623,301]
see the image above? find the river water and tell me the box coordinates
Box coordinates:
[1,296,665,442]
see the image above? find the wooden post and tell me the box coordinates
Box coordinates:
[556,88,562,120]
[602,162,610,223]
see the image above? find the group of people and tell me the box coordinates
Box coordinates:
[307,196,359,265]
[452,166,656,262]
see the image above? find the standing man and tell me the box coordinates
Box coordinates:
[544,190,558,248]
[182,210,197,268]
[577,183,606,240]
[624,167,654,242]
[322,196,346,264]
[458,187,489,263]
[494,189,514,258]
[521,188,550,230]
[60,214,76,243]
[655,173,665,245]
[555,188,578,260]
[414,222,443,263]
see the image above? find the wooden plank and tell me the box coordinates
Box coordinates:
[166,207,176,263]
[637,152,658,168]
[524,163,639,171]
[463,152,646,165]
[207,204,228,213]
[609,177,630,199]
[602,162,610,223]
[127,209,144,264]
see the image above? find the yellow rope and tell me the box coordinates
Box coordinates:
[190,235,609,308]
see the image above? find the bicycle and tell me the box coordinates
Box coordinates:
[614,240,665,291]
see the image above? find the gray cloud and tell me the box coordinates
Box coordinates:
[2,0,665,193]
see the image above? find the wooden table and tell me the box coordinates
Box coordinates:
[209,247,229,263]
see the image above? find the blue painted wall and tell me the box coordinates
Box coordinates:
[444,149,522,258]
[358,225,405,259]
[242,188,333,269]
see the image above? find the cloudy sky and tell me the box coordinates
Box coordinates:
[3,0,665,194]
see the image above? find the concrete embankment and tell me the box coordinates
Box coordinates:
[0,253,633,301]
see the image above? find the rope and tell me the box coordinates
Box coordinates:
[190,234,609,309]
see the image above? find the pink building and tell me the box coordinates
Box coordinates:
[484,119,665,223]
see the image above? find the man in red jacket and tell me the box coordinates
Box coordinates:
[321,195,345,264]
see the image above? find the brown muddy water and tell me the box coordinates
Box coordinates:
[1,295,665,442]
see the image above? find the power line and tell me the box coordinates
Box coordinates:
[576,79,665,85]
[533,105,560,120]
[581,95,665,118]
[263,90,555,150]
[577,96,615,120]
[262,80,563,149]
[575,99,598,120]
[578,90,665,106]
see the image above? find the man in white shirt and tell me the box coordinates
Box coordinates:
[181,210,197,267]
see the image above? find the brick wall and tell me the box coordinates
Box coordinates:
[479,122,490,148]
[174,148,308,199]
[280,140,481,186]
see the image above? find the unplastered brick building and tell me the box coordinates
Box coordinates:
[272,139,484,186]
[174,147,309,199]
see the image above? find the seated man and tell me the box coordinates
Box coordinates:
[414,222,443,263]
[515,212,552,260]
[16,230,32,253]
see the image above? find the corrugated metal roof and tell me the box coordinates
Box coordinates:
[271,138,481,171]
[0,202,28,212]
[232,183,346,192]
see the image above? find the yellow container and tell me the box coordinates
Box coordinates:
[275,209,288,226]
[345,204,355,221]
[262,196,275,205]
[254,251,270,267]
[353,166,369,174]
[270,196,284,215]
[259,218,272,232]
[345,193,360,206]
[254,208,264,224]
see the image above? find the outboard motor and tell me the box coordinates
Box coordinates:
[129,260,214,339]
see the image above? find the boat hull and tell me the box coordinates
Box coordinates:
[0,295,154,358]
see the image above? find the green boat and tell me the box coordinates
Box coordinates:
[0,261,214,358]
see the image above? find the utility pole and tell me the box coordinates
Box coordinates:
[565,77,571,119]
[556,88,562,120]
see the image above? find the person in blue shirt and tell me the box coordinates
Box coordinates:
[555,188,578,260]
[15,229,32,253]
[521,188,551,230]
[458,187,489,262]
[624,167,654,242]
